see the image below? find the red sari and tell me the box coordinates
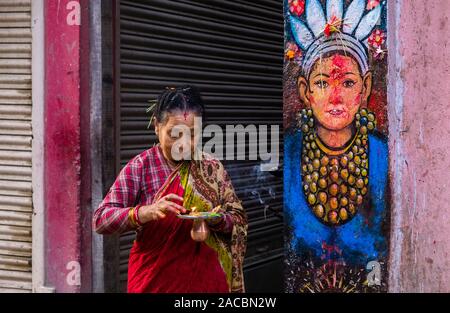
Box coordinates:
[127,173,229,292]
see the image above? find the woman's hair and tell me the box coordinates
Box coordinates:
[153,85,205,124]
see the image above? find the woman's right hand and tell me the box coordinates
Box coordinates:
[138,193,186,224]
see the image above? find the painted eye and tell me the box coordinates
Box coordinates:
[343,80,356,88]
[314,80,329,89]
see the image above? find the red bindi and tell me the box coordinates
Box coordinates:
[330,54,351,81]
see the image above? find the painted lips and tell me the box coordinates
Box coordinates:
[327,109,345,116]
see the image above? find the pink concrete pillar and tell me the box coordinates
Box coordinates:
[44,0,91,292]
[388,0,450,292]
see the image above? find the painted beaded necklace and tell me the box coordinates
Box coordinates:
[299,108,376,226]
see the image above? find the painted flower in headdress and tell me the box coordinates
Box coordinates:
[366,0,381,10]
[288,0,383,77]
[323,15,344,37]
[288,0,305,17]
[373,46,386,60]
[285,41,303,62]
[368,29,386,48]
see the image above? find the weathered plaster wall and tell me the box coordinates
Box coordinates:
[44,0,91,292]
[388,0,450,292]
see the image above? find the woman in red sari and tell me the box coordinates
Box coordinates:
[93,86,247,293]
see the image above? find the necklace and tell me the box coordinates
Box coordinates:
[300,109,373,226]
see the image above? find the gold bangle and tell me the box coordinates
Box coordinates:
[128,207,138,228]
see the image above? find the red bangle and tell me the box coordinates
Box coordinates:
[134,205,143,226]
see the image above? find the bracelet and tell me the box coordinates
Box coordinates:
[128,207,139,228]
[134,205,143,226]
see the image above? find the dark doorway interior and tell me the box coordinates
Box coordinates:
[105,0,284,292]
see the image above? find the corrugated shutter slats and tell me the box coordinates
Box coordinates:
[118,0,283,292]
[0,0,32,293]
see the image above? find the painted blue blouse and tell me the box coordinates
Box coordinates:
[284,129,389,266]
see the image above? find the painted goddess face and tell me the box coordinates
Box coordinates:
[298,53,373,132]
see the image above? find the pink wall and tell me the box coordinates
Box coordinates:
[388,0,450,292]
[44,0,91,292]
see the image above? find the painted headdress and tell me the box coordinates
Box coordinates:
[289,0,383,78]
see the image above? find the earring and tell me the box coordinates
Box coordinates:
[355,108,377,135]
[299,108,314,134]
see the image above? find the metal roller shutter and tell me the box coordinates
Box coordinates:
[0,0,32,293]
[117,0,283,292]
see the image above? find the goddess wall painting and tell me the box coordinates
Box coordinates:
[283,0,390,292]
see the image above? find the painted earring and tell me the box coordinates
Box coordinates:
[355,108,377,135]
[299,108,314,133]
